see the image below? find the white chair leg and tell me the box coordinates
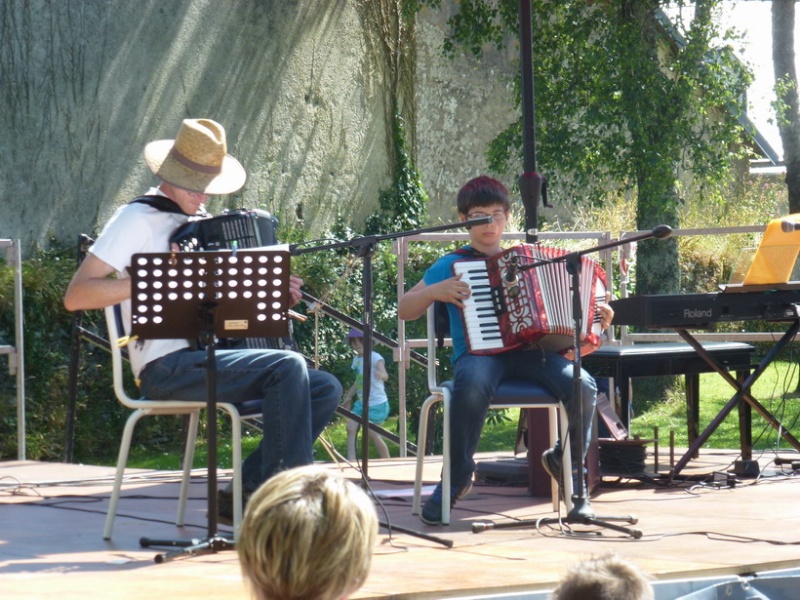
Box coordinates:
[440,389,452,525]
[412,393,441,515]
[230,410,243,541]
[176,411,200,526]
[546,407,559,512]
[558,407,574,513]
[104,409,146,540]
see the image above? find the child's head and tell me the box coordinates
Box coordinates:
[456,176,511,216]
[347,329,364,355]
[238,466,378,600]
[550,553,654,600]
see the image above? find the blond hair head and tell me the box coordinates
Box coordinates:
[238,466,378,600]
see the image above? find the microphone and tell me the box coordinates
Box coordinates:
[781,220,800,233]
[503,255,520,291]
[463,215,493,228]
[652,224,673,239]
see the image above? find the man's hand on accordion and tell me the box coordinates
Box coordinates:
[288,275,304,306]
[561,294,615,360]
[598,295,614,332]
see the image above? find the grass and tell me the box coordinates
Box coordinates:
[123,360,800,470]
[629,359,800,452]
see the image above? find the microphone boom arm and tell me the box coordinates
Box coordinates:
[513,225,673,273]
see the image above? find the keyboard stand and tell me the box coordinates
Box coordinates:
[670,318,800,478]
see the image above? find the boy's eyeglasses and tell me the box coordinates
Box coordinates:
[466,211,507,223]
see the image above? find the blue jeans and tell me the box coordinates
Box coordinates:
[139,348,341,492]
[448,350,597,488]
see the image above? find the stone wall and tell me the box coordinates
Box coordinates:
[0,0,516,256]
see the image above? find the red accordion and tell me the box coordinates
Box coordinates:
[452,244,607,355]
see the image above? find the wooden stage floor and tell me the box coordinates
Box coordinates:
[2,450,800,599]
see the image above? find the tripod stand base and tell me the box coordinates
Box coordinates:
[472,496,642,539]
[140,533,235,563]
[379,520,454,548]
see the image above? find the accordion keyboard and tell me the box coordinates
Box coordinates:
[452,261,503,351]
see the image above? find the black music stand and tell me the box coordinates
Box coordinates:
[472,226,672,539]
[129,248,290,563]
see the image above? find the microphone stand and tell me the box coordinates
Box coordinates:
[288,216,491,550]
[289,216,490,479]
[472,225,672,538]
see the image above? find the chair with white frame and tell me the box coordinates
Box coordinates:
[102,304,257,541]
[412,304,573,525]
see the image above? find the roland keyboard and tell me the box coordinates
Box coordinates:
[610,286,800,329]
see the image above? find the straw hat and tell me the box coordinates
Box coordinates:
[144,118,246,194]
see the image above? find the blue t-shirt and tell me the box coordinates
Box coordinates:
[423,246,481,363]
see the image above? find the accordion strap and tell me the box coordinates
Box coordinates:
[129,194,189,216]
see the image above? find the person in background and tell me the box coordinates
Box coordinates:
[342,329,391,460]
[237,465,378,600]
[63,118,340,524]
[550,553,654,600]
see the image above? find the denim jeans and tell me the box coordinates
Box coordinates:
[449,349,597,488]
[139,348,341,492]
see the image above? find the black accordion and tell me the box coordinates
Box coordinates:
[170,209,295,351]
[170,208,278,251]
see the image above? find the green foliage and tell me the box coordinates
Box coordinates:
[630,360,800,452]
[0,239,127,461]
[451,1,751,200]
[773,73,798,129]
[410,0,755,298]
[365,115,429,235]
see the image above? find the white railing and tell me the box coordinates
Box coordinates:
[1,239,25,460]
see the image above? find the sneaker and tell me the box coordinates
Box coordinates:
[420,480,473,525]
[541,448,565,500]
[216,488,251,527]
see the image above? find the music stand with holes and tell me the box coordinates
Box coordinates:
[129,248,290,563]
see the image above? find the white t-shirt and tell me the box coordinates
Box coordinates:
[350,351,389,406]
[90,188,191,378]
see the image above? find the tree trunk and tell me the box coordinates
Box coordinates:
[622,0,681,296]
[773,0,800,213]
[635,172,680,296]
[771,1,800,393]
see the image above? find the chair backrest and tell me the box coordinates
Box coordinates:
[425,305,441,392]
[104,304,142,409]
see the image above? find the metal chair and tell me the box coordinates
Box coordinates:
[412,304,573,524]
[102,305,254,540]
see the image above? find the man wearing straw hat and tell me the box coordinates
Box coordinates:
[64,118,341,523]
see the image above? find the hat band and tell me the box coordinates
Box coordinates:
[168,148,223,175]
